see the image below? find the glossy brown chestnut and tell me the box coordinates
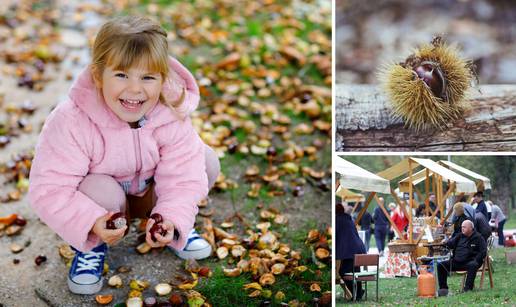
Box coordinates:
[150,213,163,224]
[292,186,304,197]
[150,223,167,242]
[412,61,446,99]
[35,255,47,266]
[168,293,184,306]
[266,146,277,157]
[14,216,27,226]
[106,212,127,230]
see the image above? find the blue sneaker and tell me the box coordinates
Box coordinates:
[67,243,107,294]
[174,229,212,260]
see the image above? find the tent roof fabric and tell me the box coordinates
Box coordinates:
[335,156,391,194]
[398,169,432,192]
[376,158,420,180]
[336,186,365,202]
[409,158,477,193]
[439,160,491,190]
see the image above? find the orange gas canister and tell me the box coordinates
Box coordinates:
[417,266,435,298]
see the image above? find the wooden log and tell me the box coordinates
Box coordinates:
[336,84,516,151]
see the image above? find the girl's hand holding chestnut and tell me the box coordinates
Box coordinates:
[145,214,174,248]
[92,212,128,245]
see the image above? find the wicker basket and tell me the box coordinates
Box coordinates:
[388,242,417,253]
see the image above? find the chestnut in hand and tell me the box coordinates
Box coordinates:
[106,212,127,230]
[150,222,168,242]
[149,213,163,224]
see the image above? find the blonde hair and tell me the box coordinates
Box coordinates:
[453,202,465,216]
[90,16,169,99]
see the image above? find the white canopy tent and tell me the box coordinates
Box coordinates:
[335,156,394,233]
[438,160,491,191]
[335,156,390,194]
[409,158,477,193]
[398,159,477,194]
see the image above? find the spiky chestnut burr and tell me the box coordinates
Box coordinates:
[380,36,475,131]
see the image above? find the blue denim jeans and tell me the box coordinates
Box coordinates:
[498,219,506,246]
[374,225,388,252]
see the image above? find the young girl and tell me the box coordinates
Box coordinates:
[28,16,219,295]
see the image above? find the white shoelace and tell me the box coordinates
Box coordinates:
[76,251,104,272]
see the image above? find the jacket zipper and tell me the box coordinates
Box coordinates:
[131,129,142,194]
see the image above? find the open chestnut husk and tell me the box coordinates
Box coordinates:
[381,36,475,131]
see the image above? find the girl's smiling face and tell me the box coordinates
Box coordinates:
[100,64,163,125]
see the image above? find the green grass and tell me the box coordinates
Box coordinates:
[197,221,330,306]
[504,210,516,230]
[336,247,516,306]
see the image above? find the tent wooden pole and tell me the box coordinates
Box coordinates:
[432,173,438,215]
[354,192,375,226]
[408,159,413,243]
[438,175,444,221]
[375,194,405,241]
[425,169,430,213]
[424,183,455,223]
[440,182,456,219]
[352,202,360,214]
[414,187,424,206]
[439,176,446,223]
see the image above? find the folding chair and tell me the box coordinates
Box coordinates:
[457,236,494,290]
[342,254,380,301]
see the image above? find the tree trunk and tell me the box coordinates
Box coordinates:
[490,157,515,215]
[336,84,516,151]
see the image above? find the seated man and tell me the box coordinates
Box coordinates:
[437,220,487,296]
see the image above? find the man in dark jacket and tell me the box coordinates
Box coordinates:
[358,204,373,252]
[372,197,389,256]
[474,212,492,242]
[437,220,487,296]
[336,201,366,300]
[472,191,488,221]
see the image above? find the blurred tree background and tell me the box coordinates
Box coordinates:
[336,0,516,84]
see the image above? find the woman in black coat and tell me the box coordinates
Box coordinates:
[336,201,366,300]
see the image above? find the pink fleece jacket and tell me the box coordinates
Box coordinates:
[28,57,208,252]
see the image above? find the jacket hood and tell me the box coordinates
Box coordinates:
[464,204,476,220]
[68,56,200,129]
